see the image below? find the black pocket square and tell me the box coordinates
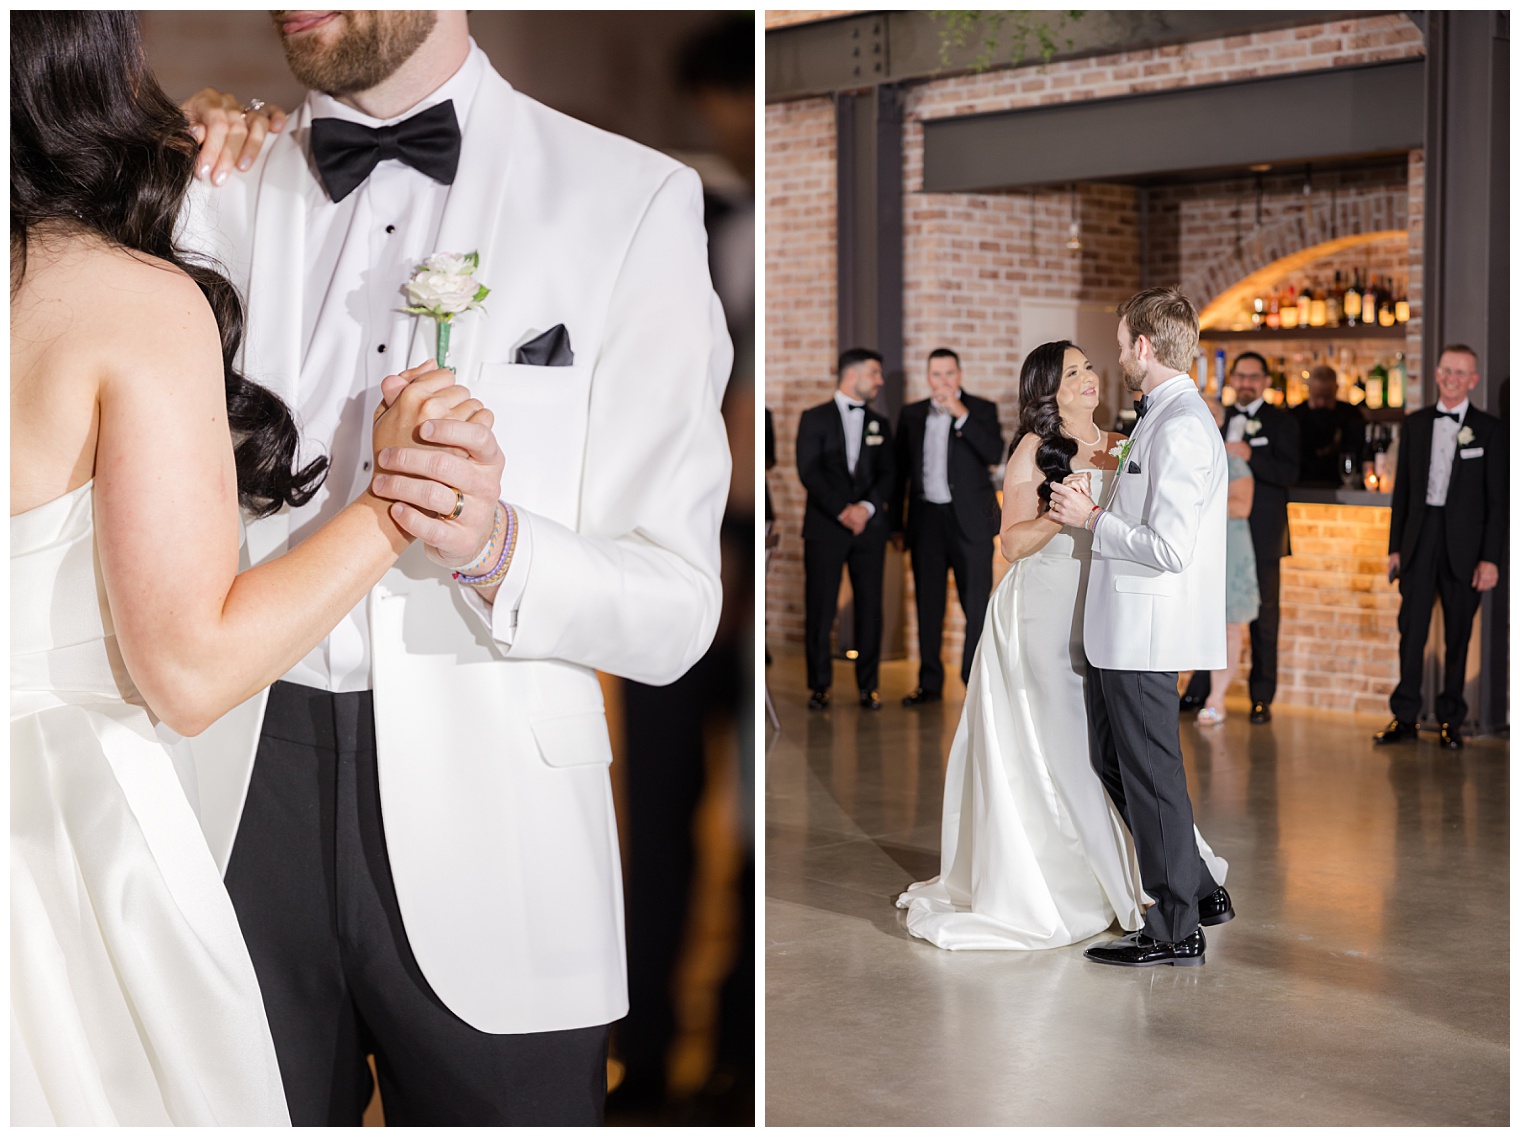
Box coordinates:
[1127,460,1141,474]
[514,324,574,366]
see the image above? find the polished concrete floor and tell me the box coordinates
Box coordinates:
[765,652,1508,1126]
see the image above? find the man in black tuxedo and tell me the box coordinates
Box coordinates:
[796,348,894,710]
[1291,363,1367,485]
[1181,351,1299,724]
[891,348,1005,706]
[1375,345,1507,749]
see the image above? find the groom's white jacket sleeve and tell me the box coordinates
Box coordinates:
[1092,414,1214,573]
[465,167,731,684]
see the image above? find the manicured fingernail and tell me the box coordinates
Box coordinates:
[391,503,404,517]
[199,165,211,178]
[214,170,227,185]
[239,158,252,170]
[420,422,434,439]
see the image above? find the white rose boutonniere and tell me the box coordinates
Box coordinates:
[1244,418,1262,436]
[1109,439,1132,464]
[403,251,490,368]
[867,420,880,434]
[1458,425,1475,446]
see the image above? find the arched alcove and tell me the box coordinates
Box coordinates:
[1199,231,1407,330]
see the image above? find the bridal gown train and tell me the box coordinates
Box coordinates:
[897,469,1227,950]
[11,482,290,1125]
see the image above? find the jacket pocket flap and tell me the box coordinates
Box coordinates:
[529,711,614,769]
[1114,575,1178,596]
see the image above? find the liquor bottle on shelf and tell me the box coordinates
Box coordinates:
[1377,288,1396,327]
[1363,273,1378,323]
[1309,278,1327,327]
[1349,370,1366,406]
[1344,268,1363,326]
[1252,292,1265,329]
[1296,282,1312,328]
[1388,352,1407,408]
[1280,284,1299,328]
[1394,278,1410,324]
[1367,359,1389,407]
[1266,287,1281,329]
[1327,271,1342,326]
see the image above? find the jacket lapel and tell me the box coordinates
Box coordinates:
[240,109,316,564]
[407,68,517,378]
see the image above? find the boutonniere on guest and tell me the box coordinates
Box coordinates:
[1457,425,1475,446]
[866,420,884,445]
[403,251,490,369]
[1244,418,1262,436]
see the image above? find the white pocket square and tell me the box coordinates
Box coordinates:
[1248,437,1269,447]
[1460,447,1484,458]
[865,436,884,446]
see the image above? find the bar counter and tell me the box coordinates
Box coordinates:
[1276,488,1399,716]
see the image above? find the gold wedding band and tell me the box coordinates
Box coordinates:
[442,488,465,521]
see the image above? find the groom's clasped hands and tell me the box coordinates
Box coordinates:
[369,360,506,569]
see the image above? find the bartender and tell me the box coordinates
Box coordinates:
[1290,363,1368,485]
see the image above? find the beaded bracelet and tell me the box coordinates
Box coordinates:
[454,503,517,588]
[454,502,505,577]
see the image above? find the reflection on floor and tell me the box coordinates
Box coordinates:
[765,652,1508,1126]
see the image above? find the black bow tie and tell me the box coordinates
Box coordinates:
[310,100,461,204]
[842,401,865,412]
[1434,410,1461,423]
[1133,396,1151,419]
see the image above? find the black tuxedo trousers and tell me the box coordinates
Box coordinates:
[1085,667,1218,943]
[910,502,992,692]
[224,682,610,1126]
[1389,508,1481,725]
[803,532,887,692]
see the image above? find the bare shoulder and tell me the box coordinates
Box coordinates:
[1008,430,1040,469]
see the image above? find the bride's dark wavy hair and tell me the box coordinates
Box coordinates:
[10,10,327,517]
[1010,339,1079,507]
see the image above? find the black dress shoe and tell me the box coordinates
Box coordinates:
[1249,701,1271,724]
[1198,886,1235,927]
[807,689,830,711]
[1085,927,1205,968]
[858,689,882,710]
[901,688,942,707]
[1439,722,1464,750]
[1373,718,1417,745]
[1179,693,1206,713]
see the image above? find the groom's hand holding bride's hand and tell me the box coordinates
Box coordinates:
[371,363,506,571]
[1046,476,1096,529]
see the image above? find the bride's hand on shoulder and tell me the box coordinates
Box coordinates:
[180,87,286,186]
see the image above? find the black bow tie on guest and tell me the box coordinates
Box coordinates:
[310,100,462,204]
[1434,410,1461,422]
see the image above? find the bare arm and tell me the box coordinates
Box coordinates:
[93,266,470,735]
[999,432,1063,562]
[1227,469,1254,518]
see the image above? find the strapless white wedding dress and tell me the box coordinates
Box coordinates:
[11,482,289,1125]
[897,470,1226,950]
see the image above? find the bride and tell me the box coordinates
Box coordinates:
[896,340,1227,950]
[11,12,487,1124]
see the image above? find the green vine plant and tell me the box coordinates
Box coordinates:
[934,11,1084,73]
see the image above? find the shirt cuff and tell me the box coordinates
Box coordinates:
[858,501,877,519]
[456,506,533,646]
[953,412,970,430]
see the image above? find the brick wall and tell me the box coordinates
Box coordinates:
[1277,504,1401,714]
[765,12,1427,709]
[765,97,838,649]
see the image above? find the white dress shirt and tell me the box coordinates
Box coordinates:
[1224,397,1265,443]
[921,394,969,504]
[833,389,876,517]
[1425,397,1469,507]
[284,42,525,691]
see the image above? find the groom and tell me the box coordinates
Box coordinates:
[1048,286,1234,967]
[179,10,730,1125]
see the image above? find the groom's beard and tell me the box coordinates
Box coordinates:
[275,10,438,96]
[1119,357,1145,392]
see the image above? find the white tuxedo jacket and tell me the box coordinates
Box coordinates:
[1086,374,1226,672]
[180,65,731,1034]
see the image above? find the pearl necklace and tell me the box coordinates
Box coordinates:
[1063,420,1102,447]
